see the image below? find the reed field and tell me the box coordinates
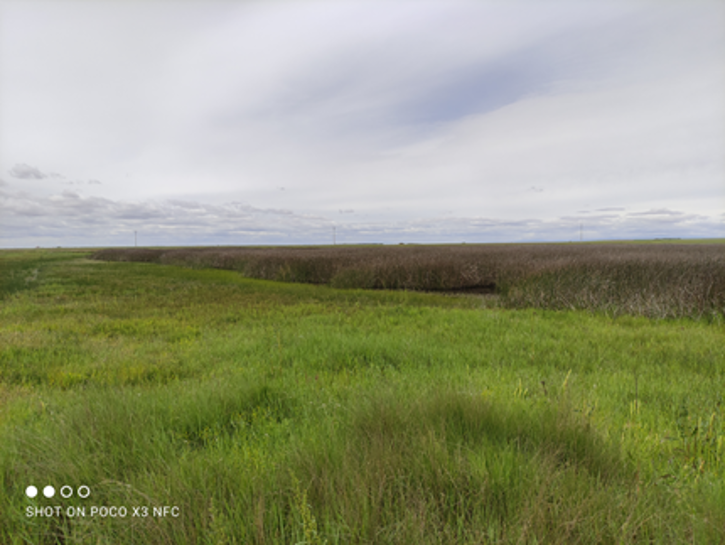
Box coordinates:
[92,242,725,320]
[1,243,724,544]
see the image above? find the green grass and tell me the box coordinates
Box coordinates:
[1,249,723,543]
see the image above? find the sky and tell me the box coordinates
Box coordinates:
[1,0,723,248]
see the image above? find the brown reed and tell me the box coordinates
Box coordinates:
[91,243,725,319]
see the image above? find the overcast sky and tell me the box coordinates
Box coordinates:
[1,0,723,248]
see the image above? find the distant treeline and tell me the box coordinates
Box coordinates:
[91,244,725,320]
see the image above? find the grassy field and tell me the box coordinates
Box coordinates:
[1,246,724,544]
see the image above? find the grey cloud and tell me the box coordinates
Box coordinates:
[313,209,720,244]
[628,208,688,217]
[221,3,700,141]
[88,179,102,185]
[596,207,626,212]
[1,190,331,242]
[1,188,723,248]
[8,164,48,179]
[561,214,619,221]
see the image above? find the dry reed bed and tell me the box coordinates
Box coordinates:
[91,244,725,319]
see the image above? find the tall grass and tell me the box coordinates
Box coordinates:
[92,243,725,319]
[4,379,722,543]
[499,250,725,320]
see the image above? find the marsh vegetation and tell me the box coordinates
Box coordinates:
[1,244,723,543]
[93,242,725,320]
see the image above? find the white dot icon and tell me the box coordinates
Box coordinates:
[43,486,55,498]
[26,486,38,498]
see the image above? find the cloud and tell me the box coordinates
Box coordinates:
[0,189,331,243]
[628,208,688,217]
[8,164,48,179]
[0,2,722,247]
[1,189,722,248]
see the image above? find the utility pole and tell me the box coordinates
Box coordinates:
[135,231,137,247]
[580,223,582,242]
[333,226,336,245]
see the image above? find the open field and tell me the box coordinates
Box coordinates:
[92,242,725,320]
[1,247,724,543]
